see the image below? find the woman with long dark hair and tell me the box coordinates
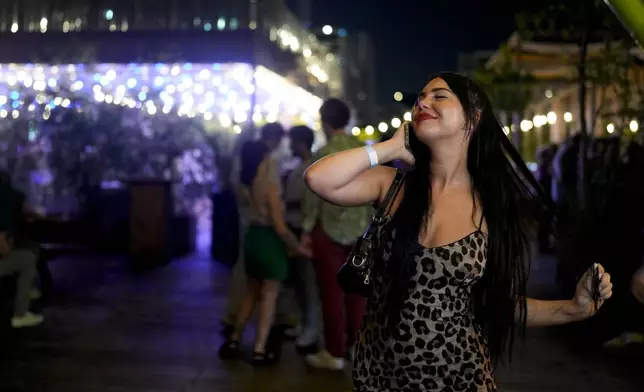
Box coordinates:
[219,140,311,365]
[304,73,614,391]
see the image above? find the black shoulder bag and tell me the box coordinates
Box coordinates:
[337,170,405,297]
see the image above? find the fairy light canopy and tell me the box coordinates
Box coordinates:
[0,62,324,131]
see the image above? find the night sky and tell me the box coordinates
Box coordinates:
[304,0,519,104]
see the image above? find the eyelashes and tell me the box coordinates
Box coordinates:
[415,95,448,105]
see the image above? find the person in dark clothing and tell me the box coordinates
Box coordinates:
[559,134,581,218]
[593,142,644,348]
[537,145,557,252]
[0,171,53,294]
[0,171,44,328]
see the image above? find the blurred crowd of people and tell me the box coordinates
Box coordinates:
[217,98,368,368]
[536,134,644,347]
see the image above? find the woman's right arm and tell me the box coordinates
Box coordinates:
[304,131,412,207]
[266,182,311,257]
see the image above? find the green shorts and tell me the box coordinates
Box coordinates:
[243,225,288,281]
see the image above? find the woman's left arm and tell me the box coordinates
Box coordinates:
[523,298,588,328]
[523,264,613,328]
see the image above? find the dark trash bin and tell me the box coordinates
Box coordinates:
[128,180,173,269]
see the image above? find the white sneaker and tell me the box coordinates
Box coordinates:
[305,350,345,370]
[11,312,44,328]
[295,327,318,347]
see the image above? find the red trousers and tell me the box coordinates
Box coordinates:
[311,224,366,358]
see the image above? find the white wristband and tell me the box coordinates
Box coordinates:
[365,145,378,168]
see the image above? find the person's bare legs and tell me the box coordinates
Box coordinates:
[254,279,281,353]
[229,278,261,341]
[223,214,250,325]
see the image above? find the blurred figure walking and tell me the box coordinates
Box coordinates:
[300,99,371,370]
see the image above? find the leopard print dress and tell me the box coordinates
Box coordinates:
[353,227,496,392]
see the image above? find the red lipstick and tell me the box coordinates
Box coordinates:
[414,112,437,123]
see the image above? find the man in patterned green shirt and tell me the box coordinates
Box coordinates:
[300,138,371,245]
[301,98,372,370]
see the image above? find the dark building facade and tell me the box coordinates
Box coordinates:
[0,0,341,101]
[0,0,253,33]
[315,27,377,126]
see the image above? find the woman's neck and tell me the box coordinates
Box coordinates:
[428,138,470,193]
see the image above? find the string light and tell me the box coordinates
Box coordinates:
[520,120,533,132]
[0,63,323,130]
[630,120,639,133]
[351,107,584,149]
[546,111,557,125]
[533,115,547,128]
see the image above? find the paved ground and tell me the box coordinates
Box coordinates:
[0,250,640,392]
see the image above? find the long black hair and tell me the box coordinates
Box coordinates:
[387,72,554,364]
[240,140,269,187]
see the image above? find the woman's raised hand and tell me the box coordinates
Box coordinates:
[387,123,416,165]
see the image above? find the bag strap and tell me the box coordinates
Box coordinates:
[372,170,405,226]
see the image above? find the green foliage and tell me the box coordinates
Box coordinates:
[582,41,644,137]
[473,66,537,114]
[515,0,629,138]
[516,0,622,44]
[472,44,539,121]
[602,45,644,130]
[473,48,541,161]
